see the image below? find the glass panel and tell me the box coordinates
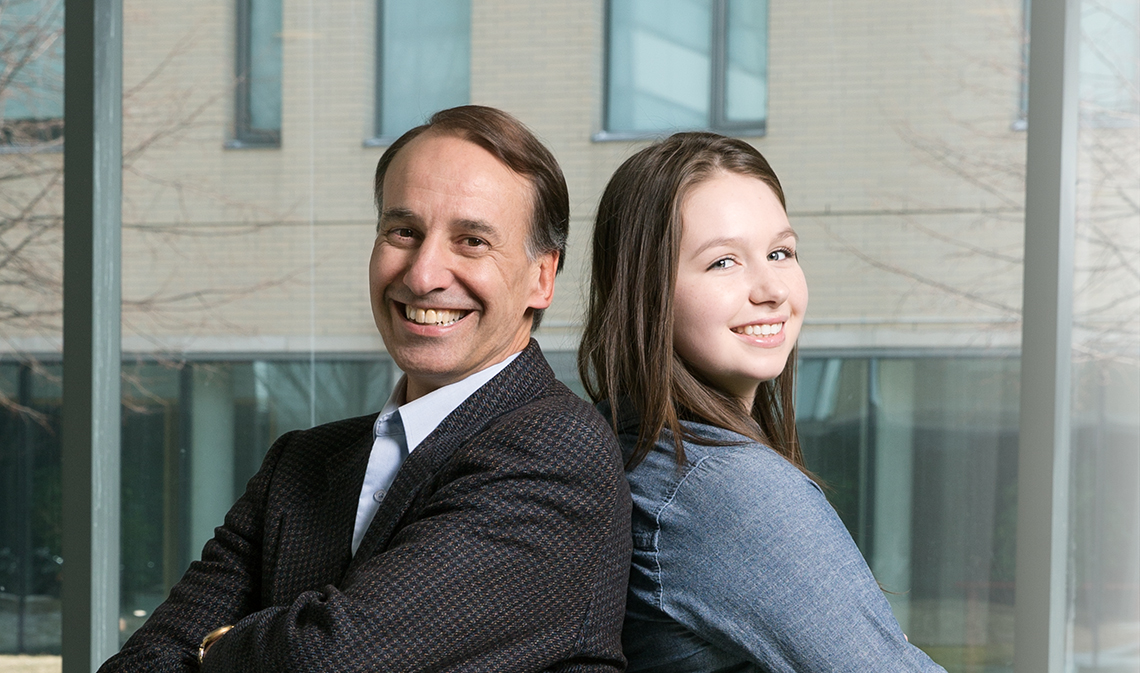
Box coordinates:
[724,0,767,124]
[1,1,64,665]
[798,356,1021,666]
[0,362,63,657]
[607,0,711,133]
[380,0,470,138]
[0,0,64,144]
[117,359,394,641]
[1068,0,1140,669]
[248,0,282,132]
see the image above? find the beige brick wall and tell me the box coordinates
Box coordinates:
[5,0,1135,356]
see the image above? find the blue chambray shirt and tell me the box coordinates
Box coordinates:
[604,404,947,672]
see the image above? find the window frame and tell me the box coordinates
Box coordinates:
[366,0,472,147]
[230,0,281,148]
[597,0,769,141]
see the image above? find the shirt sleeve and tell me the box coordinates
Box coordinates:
[652,446,946,672]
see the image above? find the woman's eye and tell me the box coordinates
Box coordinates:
[709,257,737,270]
[769,248,795,262]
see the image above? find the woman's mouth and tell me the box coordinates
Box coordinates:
[731,322,784,337]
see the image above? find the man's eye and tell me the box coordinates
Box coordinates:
[462,237,488,248]
[386,227,416,240]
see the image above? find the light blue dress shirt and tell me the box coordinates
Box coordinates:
[351,353,519,554]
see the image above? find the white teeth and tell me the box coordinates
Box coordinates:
[404,305,464,326]
[735,322,784,337]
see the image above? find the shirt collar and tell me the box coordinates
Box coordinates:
[374,352,520,452]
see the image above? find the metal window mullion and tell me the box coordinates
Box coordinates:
[62,0,122,670]
[235,0,254,139]
[710,0,728,129]
[1014,0,1080,670]
[374,0,384,137]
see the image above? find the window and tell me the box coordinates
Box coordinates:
[373,0,471,142]
[232,0,282,147]
[0,0,64,147]
[1079,0,1140,126]
[1016,0,1139,130]
[603,0,768,137]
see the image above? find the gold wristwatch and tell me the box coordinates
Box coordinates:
[197,625,234,665]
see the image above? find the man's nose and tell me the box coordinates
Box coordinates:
[403,237,454,296]
[749,265,789,306]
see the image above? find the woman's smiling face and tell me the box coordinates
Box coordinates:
[671,170,808,408]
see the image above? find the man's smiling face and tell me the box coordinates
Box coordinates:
[370,132,557,401]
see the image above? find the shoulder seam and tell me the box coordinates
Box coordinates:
[649,452,719,611]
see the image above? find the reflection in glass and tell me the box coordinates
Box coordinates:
[117,359,394,641]
[0,0,64,145]
[1069,1,1140,669]
[0,362,63,655]
[799,356,1020,668]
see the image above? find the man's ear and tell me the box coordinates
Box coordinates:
[528,251,559,310]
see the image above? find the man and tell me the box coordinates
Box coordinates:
[99,106,631,672]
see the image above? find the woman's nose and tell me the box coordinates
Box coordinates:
[749,265,789,306]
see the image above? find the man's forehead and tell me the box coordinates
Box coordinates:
[380,131,535,211]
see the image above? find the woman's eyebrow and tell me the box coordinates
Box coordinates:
[774,227,800,242]
[690,228,799,257]
[691,236,744,257]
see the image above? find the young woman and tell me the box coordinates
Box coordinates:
[579,132,945,672]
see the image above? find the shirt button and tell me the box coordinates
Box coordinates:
[373,489,386,503]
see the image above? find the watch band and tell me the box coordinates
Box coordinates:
[197,625,234,665]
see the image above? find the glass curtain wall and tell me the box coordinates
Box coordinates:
[798,356,1022,667]
[0,0,65,659]
[1067,0,1140,670]
[2,0,1137,671]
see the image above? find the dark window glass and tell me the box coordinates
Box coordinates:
[233,0,282,146]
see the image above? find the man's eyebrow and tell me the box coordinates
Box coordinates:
[454,219,498,239]
[380,207,417,222]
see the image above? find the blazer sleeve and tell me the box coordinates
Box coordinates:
[651,446,945,672]
[198,400,630,672]
[96,431,293,673]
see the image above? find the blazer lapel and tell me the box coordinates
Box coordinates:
[268,419,374,603]
[343,340,553,581]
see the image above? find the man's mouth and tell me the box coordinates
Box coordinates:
[732,322,784,337]
[402,304,467,326]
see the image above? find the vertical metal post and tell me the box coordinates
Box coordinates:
[16,365,33,654]
[1014,0,1080,670]
[62,0,122,670]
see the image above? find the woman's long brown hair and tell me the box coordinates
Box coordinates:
[578,132,806,473]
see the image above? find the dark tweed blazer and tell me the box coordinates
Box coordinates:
[99,341,632,672]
